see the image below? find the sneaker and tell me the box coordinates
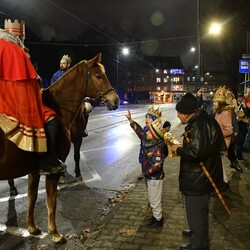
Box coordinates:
[230,161,243,172]
[40,162,66,175]
[146,216,164,227]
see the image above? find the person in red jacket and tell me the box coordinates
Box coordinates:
[0,19,65,175]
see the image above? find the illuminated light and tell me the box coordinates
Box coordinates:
[190,47,196,52]
[122,47,129,55]
[209,23,222,35]
[155,69,159,73]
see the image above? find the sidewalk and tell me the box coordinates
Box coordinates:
[83,126,250,250]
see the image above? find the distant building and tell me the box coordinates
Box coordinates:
[123,55,185,103]
[120,55,229,103]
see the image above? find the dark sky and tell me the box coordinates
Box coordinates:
[0,0,222,70]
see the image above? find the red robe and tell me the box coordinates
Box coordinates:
[0,39,56,152]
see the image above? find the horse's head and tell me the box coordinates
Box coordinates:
[86,53,120,110]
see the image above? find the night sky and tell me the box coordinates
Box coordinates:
[0,0,236,85]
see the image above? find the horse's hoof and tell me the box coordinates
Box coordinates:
[75,176,83,183]
[10,188,18,196]
[58,176,67,184]
[52,234,67,243]
[28,226,41,235]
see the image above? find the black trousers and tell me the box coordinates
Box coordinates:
[184,194,210,249]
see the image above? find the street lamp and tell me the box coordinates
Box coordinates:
[197,0,222,87]
[116,47,129,97]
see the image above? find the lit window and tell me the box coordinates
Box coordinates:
[163,69,168,74]
[156,78,161,82]
[163,78,168,83]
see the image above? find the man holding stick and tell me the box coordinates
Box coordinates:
[171,93,228,250]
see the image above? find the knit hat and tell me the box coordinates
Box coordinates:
[176,93,198,114]
[146,104,162,121]
[147,119,170,140]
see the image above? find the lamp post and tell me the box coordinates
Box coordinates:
[197,0,222,88]
[116,47,129,97]
[197,0,202,87]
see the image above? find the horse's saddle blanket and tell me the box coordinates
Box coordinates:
[0,113,18,134]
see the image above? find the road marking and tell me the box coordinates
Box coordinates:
[0,224,48,239]
[80,152,101,183]
[0,180,84,203]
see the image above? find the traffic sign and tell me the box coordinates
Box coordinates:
[239,59,250,73]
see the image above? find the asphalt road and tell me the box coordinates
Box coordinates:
[0,102,180,249]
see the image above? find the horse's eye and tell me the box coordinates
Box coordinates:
[95,75,102,80]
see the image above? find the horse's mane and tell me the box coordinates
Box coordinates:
[42,60,87,114]
[49,60,87,94]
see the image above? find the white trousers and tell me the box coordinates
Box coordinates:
[146,179,163,221]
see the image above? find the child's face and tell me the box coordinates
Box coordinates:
[145,114,154,126]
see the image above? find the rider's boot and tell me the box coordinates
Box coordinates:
[39,117,66,175]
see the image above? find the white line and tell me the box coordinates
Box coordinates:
[0,224,48,239]
[80,152,101,183]
[0,179,84,203]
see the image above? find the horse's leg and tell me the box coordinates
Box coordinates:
[45,174,66,243]
[8,179,18,196]
[26,172,41,235]
[72,112,87,182]
[73,136,83,182]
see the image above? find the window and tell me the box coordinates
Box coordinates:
[156,78,161,83]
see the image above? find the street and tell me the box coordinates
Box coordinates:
[0,102,180,249]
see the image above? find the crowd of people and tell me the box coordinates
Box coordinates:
[126,87,249,250]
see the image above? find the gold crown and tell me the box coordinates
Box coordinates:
[149,118,169,139]
[147,104,162,118]
[214,86,227,103]
[4,19,25,42]
[61,55,72,64]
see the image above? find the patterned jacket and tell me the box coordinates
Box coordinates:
[130,121,168,180]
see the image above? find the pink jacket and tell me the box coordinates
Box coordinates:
[215,110,233,148]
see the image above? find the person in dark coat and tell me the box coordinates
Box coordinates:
[171,93,226,250]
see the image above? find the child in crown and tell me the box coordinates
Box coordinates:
[126,109,170,227]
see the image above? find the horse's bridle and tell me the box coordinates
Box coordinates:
[85,65,115,103]
[54,64,115,105]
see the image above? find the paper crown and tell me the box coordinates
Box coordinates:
[61,55,72,64]
[147,104,162,119]
[4,19,25,42]
[148,119,170,140]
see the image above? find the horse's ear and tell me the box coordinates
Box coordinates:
[88,53,102,67]
[97,53,102,63]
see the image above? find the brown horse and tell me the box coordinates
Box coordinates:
[0,53,119,243]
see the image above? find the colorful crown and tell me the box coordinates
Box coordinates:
[148,118,169,140]
[4,19,25,42]
[61,55,72,64]
[147,104,162,119]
